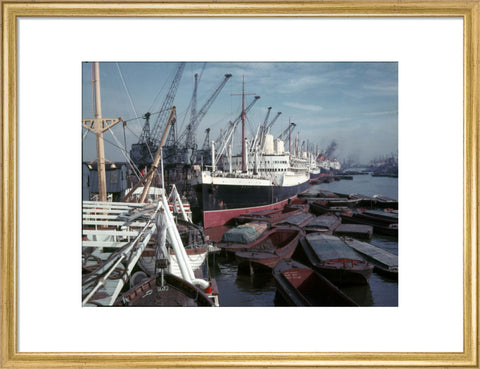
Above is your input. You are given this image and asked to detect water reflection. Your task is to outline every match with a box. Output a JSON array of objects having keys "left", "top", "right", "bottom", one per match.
[
  {"left": 206, "top": 175, "right": 398, "bottom": 307},
  {"left": 339, "top": 283, "right": 374, "bottom": 306}
]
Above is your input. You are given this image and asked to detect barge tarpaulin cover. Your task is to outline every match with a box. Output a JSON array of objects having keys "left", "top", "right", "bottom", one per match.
[
  {"left": 306, "top": 234, "right": 363, "bottom": 261},
  {"left": 221, "top": 222, "right": 268, "bottom": 244}
]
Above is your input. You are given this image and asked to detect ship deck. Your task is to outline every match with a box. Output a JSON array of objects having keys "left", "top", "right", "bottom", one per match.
[{"left": 82, "top": 201, "right": 160, "bottom": 306}]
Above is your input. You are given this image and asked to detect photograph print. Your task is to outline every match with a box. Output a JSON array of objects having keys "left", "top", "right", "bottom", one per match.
[{"left": 82, "top": 62, "right": 398, "bottom": 307}]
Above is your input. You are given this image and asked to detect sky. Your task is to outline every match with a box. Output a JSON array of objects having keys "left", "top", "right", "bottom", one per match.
[{"left": 82, "top": 62, "right": 397, "bottom": 165}]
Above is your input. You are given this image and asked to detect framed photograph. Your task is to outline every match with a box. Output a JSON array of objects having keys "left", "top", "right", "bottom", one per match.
[{"left": 2, "top": 1, "right": 478, "bottom": 367}]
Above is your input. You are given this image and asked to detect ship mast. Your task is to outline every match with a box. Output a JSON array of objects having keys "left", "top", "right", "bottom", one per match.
[
  {"left": 231, "top": 75, "right": 255, "bottom": 172},
  {"left": 289, "top": 118, "right": 292, "bottom": 157},
  {"left": 93, "top": 63, "right": 107, "bottom": 202},
  {"left": 82, "top": 62, "right": 123, "bottom": 202},
  {"left": 241, "top": 76, "right": 246, "bottom": 172}
]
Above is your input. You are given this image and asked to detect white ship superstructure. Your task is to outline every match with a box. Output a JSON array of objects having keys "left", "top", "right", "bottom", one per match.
[{"left": 194, "top": 131, "right": 310, "bottom": 228}]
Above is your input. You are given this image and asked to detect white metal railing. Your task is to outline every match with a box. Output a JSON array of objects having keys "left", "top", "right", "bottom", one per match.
[
  {"left": 82, "top": 201, "right": 161, "bottom": 306},
  {"left": 82, "top": 191, "right": 209, "bottom": 306}
]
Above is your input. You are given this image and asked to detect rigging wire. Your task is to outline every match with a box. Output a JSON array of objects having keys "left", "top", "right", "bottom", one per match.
[
  {"left": 245, "top": 116, "right": 256, "bottom": 139},
  {"left": 197, "top": 62, "right": 207, "bottom": 85},
  {"left": 121, "top": 107, "right": 174, "bottom": 127},
  {"left": 116, "top": 63, "right": 138, "bottom": 118},
  {"left": 122, "top": 121, "right": 128, "bottom": 158},
  {"left": 82, "top": 128, "right": 90, "bottom": 141},
  {"left": 107, "top": 128, "right": 142, "bottom": 179},
  {"left": 87, "top": 132, "right": 140, "bottom": 175},
  {"left": 125, "top": 124, "right": 141, "bottom": 140},
  {"left": 175, "top": 98, "right": 193, "bottom": 144},
  {"left": 148, "top": 64, "right": 176, "bottom": 113},
  {"left": 93, "top": 135, "right": 124, "bottom": 153}
]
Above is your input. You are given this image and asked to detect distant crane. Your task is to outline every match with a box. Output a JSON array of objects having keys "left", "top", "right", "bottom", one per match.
[
  {"left": 201, "top": 128, "right": 211, "bottom": 151},
  {"left": 179, "top": 73, "right": 232, "bottom": 163},
  {"left": 130, "top": 62, "right": 186, "bottom": 167},
  {"left": 277, "top": 121, "right": 296, "bottom": 142},
  {"left": 189, "top": 73, "right": 199, "bottom": 141},
  {"left": 162, "top": 118, "right": 178, "bottom": 164},
  {"left": 265, "top": 111, "right": 282, "bottom": 134},
  {"left": 215, "top": 95, "right": 261, "bottom": 165},
  {"left": 263, "top": 107, "right": 272, "bottom": 126},
  {"left": 256, "top": 110, "right": 282, "bottom": 149},
  {"left": 215, "top": 95, "right": 261, "bottom": 146},
  {"left": 196, "top": 128, "right": 212, "bottom": 167}
]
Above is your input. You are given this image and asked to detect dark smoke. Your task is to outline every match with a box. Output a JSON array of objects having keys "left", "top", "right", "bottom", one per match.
[{"left": 324, "top": 141, "right": 337, "bottom": 158}]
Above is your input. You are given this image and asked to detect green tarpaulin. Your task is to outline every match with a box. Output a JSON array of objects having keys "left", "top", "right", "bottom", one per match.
[
  {"left": 306, "top": 234, "right": 363, "bottom": 261},
  {"left": 221, "top": 226, "right": 260, "bottom": 244}
]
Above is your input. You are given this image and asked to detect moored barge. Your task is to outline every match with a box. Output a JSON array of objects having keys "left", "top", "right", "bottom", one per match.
[
  {"left": 273, "top": 259, "right": 358, "bottom": 306},
  {"left": 297, "top": 233, "right": 374, "bottom": 285}
]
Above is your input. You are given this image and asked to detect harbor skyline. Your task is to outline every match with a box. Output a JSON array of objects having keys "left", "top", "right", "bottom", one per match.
[
  {"left": 81, "top": 61, "right": 399, "bottom": 308},
  {"left": 82, "top": 62, "right": 398, "bottom": 165}
]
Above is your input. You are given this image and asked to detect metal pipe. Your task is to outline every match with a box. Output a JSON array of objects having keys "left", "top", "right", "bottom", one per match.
[
  {"left": 161, "top": 194, "right": 209, "bottom": 289},
  {"left": 93, "top": 62, "right": 102, "bottom": 119},
  {"left": 160, "top": 147, "right": 165, "bottom": 191},
  {"left": 172, "top": 186, "right": 189, "bottom": 222},
  {"left": 161, "top": 195, "right": 193, "bottom": 280},
  {"left": 211, "top": 140, "right": 216, "bottom": 172},
  {"left": 228, "top": 144, "right": 232, "bottom": 173},
  {"left": 244, "top": 139, "right": 249, "bottom": 172},
  {"left": 241, "top": 76, "right": 246, "bottom": 172},
  {"left": 93, "top": 62, "right": 107, "bottom": 203}
]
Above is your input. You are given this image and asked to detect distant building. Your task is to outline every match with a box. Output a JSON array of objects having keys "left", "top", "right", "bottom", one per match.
[{"left": 82, "top": 162, "right": 128, "bottom": 201}]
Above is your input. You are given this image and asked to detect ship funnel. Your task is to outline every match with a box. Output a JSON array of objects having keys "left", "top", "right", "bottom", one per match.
[
  {"left": 274, "top": 139, "right": 285, "bottom": 154},
  {"left": 263, "top": 134, "right": 274, "bottom": 154}
]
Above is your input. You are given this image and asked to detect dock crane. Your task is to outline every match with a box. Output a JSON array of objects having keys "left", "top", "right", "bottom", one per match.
[
  {"left": 277, "top": 121, "right": 296, "bottom": 142},
  {"left": 214, "top": 95, "right": 261, "bottom": 166},
  {"left": 178, "top": 73, "right": 232, "bottom": 164},
  {"left": 253, "top": 107, "right": 271, "bottom": 150},
  {"left": 257, "top": 110, "right": 282, "bottom": 150},
  {"left": 201, "top": 128, "right": 211, "bottom": 151},
  {"left": 215, "top": 95, "right": 261, "bottom": 147},
  {"left": 189, "top": 73, "right": 199, "bottom": 142},
  {"left": 263, "top": 107, "right": 272, "bottom": 127},
  {"left": 162, "top": 117, "right": 178, "bottom": 164},
  {"left": 252, "top": 108, "right": 282, "bottom": 151},
  {"left": 265, "top": 111, "right": 282, "bottom": 134},
  {"left": 195, "top": 128, "right": 212, "bottom": 167},
  {"left": 130, "top": 62, "right": 186, "bottom": 167}
]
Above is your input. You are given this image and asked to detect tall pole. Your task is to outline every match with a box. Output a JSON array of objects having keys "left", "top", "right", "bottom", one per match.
[
  {"left": 289, "top": 118, "right": 291, "bottom": 156},
  {"left": 82, "top": 62, "right": 123, "bottom": 203},
  {"left": 139, "top": 107, "right": 176, "bottom": 203},
  {"left": 230, "top": 76, "right": 255, "bottom": 172},
  {"left": 241, "top": 76, "right": 246, "bottom": 172},
  {"left": 93, "top": 62, "right": 107, "bottom": 203}
]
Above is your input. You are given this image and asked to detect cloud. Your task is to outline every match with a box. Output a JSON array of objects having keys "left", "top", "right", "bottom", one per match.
[
  {"left": 281, "top": 75, "right": 326, "bottom": 93},
  {"left": 283, "top": 102, "right": 323, "bottom": 112},
  {"left": 362, "top": 82, "right": 397, "bottom": 95},
  {"left": 83, "top": 62, "right": 398, "bottom": 164},
  {"left": 362, "top": 110, "right": 398, "bottom": 117}
]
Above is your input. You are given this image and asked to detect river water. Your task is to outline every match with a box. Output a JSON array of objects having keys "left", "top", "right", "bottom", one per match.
[{"left": 206, "top": 174, "right": 398, "bottom": 307}]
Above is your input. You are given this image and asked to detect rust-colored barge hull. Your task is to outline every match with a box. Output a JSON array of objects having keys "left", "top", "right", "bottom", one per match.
[
  {"left": 235, "top": 228, "right": 302, "bottom": 274},
  {"left": 298, "top": 234, "right": 373, "bottom": 286},
  {"left": 273, "top": 259, "right": 358, "bottom": 306}
]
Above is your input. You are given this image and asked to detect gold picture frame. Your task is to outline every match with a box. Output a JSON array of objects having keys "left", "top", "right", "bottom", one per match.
[{"left": 2, "top": 1, "right": 478, "bottom": 367}]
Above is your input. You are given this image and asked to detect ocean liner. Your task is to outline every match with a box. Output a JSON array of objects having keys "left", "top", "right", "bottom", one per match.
[{"left": 192, "top": 79, "right": 310, "bottom": 228}]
